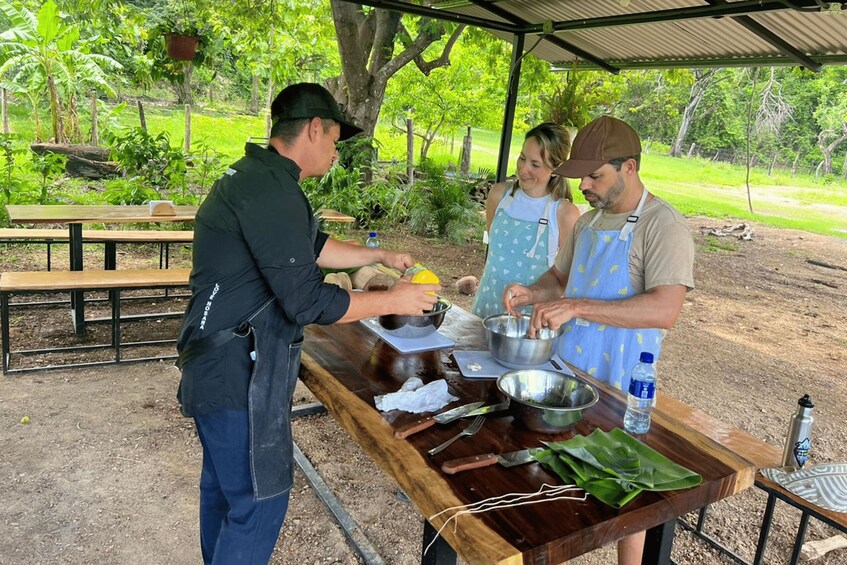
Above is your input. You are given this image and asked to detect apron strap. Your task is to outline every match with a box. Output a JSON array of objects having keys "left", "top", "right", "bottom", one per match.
[
  {"left": 618, "top": 189, "right": 650, "bottom": 241},
  {"left": 525, "top": 199, "right": 553, "bottom": 261}
]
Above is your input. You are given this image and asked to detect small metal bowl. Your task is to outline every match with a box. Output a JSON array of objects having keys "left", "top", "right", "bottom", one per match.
[
  {"left": 378, "top": 297, "right": 452, "bottom": 339},
  {"left": 483, "top": 313, "right": 563, "bottom": 369},
  {"left": 497, "top": 369, "right": 599, "bottom": 433}
]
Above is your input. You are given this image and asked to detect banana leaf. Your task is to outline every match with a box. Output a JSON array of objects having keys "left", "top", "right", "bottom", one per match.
[{"left": 536, "top": 428, "right": 702, "bottom": 508}]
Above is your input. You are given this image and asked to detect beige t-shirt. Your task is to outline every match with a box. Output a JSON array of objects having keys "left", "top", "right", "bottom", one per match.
[{"left": 554, "top": 195, "right": 695, "bottom": 294}]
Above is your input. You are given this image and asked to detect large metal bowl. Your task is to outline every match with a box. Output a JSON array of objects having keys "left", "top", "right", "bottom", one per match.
[
  {"left": 378, "top": 297, "right": 452, "bottom": 339},
  {"left": 483, "top": 313, "right": 563, "bottom": 369},
  {"left": 496, "top": 369, "right": 599, "bottom": 433}
]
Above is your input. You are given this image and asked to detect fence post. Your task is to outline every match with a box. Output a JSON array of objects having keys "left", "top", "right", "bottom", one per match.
[
  {"left": 460, "top": 125, "right": 472, "bottom": 174},
  {"left": 406, "top": 117, "right": 414, "bottom": 187},
  {"left": 137, "top": 100, "right": 147, "bottom": 132},
  {"left": 185, "top": 104, "right": 191, "bottom": 152},
  {"left": 1, "top": 88, "right": 8, "bottom": 134},
  {"left": 90, "top": 92, "right": 99, "bottom": 146},
  {"left": 713, "top": 149, "right": 720, "bottom": 162},
  {"left": 687, "top": 142, "right": 696, "bottom": 159}
]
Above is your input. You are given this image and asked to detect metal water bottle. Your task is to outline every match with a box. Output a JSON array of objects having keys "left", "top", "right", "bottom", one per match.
[{"left": 781, "top": 394, "right": 814, "bottom": 470}]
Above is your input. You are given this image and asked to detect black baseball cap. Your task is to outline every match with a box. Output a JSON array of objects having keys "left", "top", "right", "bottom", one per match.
[{"left": 270, "top": 83, "right": 363, "bottom": 140}]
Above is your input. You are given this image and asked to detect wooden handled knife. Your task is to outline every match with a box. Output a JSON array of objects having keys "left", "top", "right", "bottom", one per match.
[{"left": 441, "top": 449, "right": 536, "bottom": 474}]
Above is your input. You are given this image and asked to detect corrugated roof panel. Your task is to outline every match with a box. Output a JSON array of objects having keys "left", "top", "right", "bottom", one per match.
[{"left": 754, "top": 11, "right": 847, "bottom": 56}]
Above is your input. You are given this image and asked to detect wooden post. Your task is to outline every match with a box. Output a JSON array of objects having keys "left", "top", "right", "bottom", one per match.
[
  {"left": 460, "top": 125, "right": 472, "bottom": 174},
  {"left": 768, "top": 154, "right": 778, "bottom": 176},
  {"left": 137, "top": 100, "right": 147, "bottom": 132},
  {"left": 90, "top": 92, "right": 99, "bottom": 146},
  {"left": 406, "top": 117, "right": 414, "bottom": 187},
  {"left": 713, "top": 149, "right": 721, "bottom": 162},
  {"left": 184, "top": 104, "right": 191, "bottom": 152},
  {"left": 1, "top": 88, "right": 9, "bottom": 134},
  {"left": 687, "top": 142, "right": 696, "bottom": 159}
]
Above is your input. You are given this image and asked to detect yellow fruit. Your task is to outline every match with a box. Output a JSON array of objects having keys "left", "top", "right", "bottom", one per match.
[{"left": 406, "top": 263, "right": 439, "bottom": 294}]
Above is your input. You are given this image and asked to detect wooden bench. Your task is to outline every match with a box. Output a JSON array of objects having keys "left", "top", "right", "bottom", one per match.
[
  {"left": 0, "top": 228, "right": 194, "bottom": 270},
  {"left": 658, "top": 394, "right": 847, "bottom": 565},
  {"left": 1, "top": 268, "right": 190, "bottom": 374}
]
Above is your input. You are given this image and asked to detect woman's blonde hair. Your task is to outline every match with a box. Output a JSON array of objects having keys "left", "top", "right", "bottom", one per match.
[{"left": 520, "top": 122, "right": 572, "bottom": 202}]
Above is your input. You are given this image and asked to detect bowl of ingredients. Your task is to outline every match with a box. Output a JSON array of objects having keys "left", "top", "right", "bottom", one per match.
[
  {"left": 496, "top": 369, "right": 599, "bottom": 433},
  {"left": 378, "top": 297, "right": 452, "bottom": 339},
  {"left": 483, "top": 313, "right": 563, "bottom": 369}
]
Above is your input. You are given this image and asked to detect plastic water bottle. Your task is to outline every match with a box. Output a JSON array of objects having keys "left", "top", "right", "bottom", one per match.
[
  {"left": 623, "top": 352, "right": 656, "bottom": 434},
  {"left": 365, "top": 231, "right": 380, "bottom": 248}
]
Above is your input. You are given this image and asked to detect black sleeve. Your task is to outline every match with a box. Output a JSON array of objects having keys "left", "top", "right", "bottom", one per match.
[{"left": 233, "top": 177, "right": 350, "bottom": 325}]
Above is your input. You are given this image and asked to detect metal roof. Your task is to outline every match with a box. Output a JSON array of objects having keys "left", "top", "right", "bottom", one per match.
[{"left": 340, "top": 0, "right": 847, "bottom": 72}]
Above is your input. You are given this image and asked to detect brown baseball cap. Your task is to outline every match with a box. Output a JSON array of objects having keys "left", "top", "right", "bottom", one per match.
[
  {"left": 553, "top": 116, "right": 641, "bottom": 178},
  {"left": 271, "top": 83, "right": 363, "bottom": 140}
]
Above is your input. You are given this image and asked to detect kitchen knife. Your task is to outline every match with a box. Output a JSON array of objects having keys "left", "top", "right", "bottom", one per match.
[
  {"left": 436, "top": 398, "right": 511, "bottom": 422},
  {"left": 441, "top": 449, "right": 537, "bottom": 474},
  {"left": 393, "top": 401, "right": 484, "bottom": 439}
]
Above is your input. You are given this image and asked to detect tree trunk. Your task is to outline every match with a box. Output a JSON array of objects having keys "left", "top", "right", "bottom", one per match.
[
  {"left": 90, "top": 93, "right": 98, "bottom": 147},
  {"left": 137, "top": 100, "right": 147, "bottom": 132},
  {"left": 250, "top": 73, "right": 260, "bottom": 115},
  {"left": 1, "top": 88, "right": 9, "bottom": 134},
  {"left": 670, "top": 69, "right": 719, "bottom": 157},
  {"left": 47, "top": 75, "right": 65, "bottom": 143},
  {"left": 328, "top": 1, "right": 464, "bottom": 136},
  {"left": 817, "top": 123, "right": 847, "bottom": 176},
  {"left": 406, "top": 118, "right": 414, "bottom": 186},
  {"left": 30, "top": 142, "right": 110, "bottom": 161}
]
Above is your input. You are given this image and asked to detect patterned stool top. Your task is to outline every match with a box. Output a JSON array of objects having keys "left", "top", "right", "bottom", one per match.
[{"left": 761, "top": 463, "right": 847, "bottom": 513}]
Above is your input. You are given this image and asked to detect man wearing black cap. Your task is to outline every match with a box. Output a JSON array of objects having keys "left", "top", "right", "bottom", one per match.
[
  {"left": 505, "top": 116, "right": 694, "bottom": 565},
  {"left": 176, "top": 82, "right": 439, "bottom": 564}
]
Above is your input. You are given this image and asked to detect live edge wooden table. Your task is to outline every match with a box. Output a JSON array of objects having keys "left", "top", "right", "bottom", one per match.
[
  {"left": 299, "top": 305, "right": 758, "bottom": 565},
  {"left": 5, "top": 205, "right": 353, "bottom": 335}
]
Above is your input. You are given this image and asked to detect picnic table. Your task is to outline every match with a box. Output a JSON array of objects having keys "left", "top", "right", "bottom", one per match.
[
  {"left": 299, "top": 305, "right": 758, "bottom": 564},
  {"left": 5, "top": 205, "right": 355, "bottom": 335}
]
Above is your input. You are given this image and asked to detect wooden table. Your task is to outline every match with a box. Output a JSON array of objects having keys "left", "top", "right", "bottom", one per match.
[
  {"left": 5, "top": 205, "right": 354, "bottom": 335},
  {"left": 7, "top": 205, "right": 197, "bottom": 335},
  {"left": 299, "top": 306, "right": 758, "bottom": 564}
]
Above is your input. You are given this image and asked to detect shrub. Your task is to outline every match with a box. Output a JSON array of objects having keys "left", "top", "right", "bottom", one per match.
[{"left": 407, "top": 159, "right": 483, "bottom": 244}]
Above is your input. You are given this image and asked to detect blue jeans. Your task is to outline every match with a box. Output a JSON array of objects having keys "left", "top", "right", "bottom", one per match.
[{"left": 194, "top": 409, "right": 290, "bottom": 564}]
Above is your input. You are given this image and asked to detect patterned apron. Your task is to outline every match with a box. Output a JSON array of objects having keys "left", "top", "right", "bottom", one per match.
[
  {"left": 472, "top": 192, "right": 554, "bottom": 318},
  {"left": 558, "top": 190, "right": 662, "bottom": 391}
]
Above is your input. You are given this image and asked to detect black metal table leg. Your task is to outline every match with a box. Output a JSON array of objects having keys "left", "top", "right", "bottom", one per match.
[
  {"left": 753, "top": 492, "right": 777, "bottom": 565},
  {"left": 643, "top": 520, "right": 676, "bottom": 564},
  {"left": 788, "top": 512, "right": 810, "bottom": 565},
  {"left": 1, "top": 292, "right": 10, "bottom": 374},
  {"left": 421, "top": 520, "right": 457, "bottom": 565},
  {"left": 69, "top": 223, "right": 85, "bottom": 335}
]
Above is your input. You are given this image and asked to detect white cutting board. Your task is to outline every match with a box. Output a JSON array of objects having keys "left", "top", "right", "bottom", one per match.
[
  {"left": 452, "top": 350, "right": 574, "bottom": 380},
  {"left": 360, "top": 318, "right": 455, "bottom": 353}
]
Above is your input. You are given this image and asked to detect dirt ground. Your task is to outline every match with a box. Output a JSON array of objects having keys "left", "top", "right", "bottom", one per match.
[{"left": 1, "top": 216, "right": 846, "bottom": 565}]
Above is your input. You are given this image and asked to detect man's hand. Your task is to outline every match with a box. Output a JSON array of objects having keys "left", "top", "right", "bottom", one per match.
[
  {"left": 529, "top": 299, "right": 578, "bottom": 338},
  {"left": 379, "top": 250, "right": 415, "bottom": 273},
  {"left": 503, "top": 283, "right": 533, "bottom": 316},
  {"left": 387, "top": 279, "right": 440, "bottom": 314}
]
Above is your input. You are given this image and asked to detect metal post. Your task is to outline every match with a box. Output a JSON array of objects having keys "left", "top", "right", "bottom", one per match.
[
  {"left": 753, "top": 493, "right": 777, "bottom": 564},
  {"left": 496, "top": 33, "right": 525, "bottom": 183},
  {"left": 1, "top": 291, "right": 10, "bottom": 374},
  {"left": 112, "top": 289, "right": 120, "bottom": 362},
  {"left": 69, "top": 224, "right": 85, "bottom": 335},
  {"left": 421, "top": 520, "right": 457, "bottom": 565},
  {"left": 643, "top": 520, "right": 675, "bottom": 564},
  {"left": 788, "top": 512, "right": 810, "bottom": 565}
]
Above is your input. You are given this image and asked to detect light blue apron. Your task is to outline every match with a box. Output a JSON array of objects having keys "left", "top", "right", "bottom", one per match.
[
  {"left": 472, "top": 192, "right": 554, "bottom": 319},
  {"left": 557, "top": 190, "right": 662, "bottom": 391}
]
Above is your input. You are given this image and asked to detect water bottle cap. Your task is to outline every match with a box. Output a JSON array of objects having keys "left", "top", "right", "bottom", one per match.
[
  {"left": 798, "top": 394, "right": 814, "bottom": 408},
  {"left": 368, "top": 231, "right": 377, "bottom": 237},
  {"left": 639, "top": 352, "right": 654, "bottom": 363}
]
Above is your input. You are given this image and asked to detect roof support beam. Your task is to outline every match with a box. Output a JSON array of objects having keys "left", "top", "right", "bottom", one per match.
[
  {"left": 467, "top": 1, "right": 619, "bottom": 73},
  {"left": 332, "top": 0, "right": 518, "bottom": 33},
  {"left": 496, "top": 33, "right": 524, "bottom": 184},
  {"left": 705, "top": 0, "right": 822, "bottom": 71}
]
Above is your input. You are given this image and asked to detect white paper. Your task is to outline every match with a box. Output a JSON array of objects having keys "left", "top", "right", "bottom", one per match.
[{"left": 375, "top": 378, "right": 458, "bottom": 414}]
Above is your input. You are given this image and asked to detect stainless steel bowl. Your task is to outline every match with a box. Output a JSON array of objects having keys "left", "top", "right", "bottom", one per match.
[
  {"left": 378, "top": 297, "right": 452, "bottom": 339},
  {"left": 496, "top": 369, "right": 599, "bottom": 433},
  {"left": 483, "top": 313, "right": 563, "bottom": 369}
]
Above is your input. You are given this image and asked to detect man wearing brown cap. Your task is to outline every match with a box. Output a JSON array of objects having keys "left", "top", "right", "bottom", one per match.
[
  {"left": 176, "top": 82, "right": 439, "bottom": 564},
  {"left": 505, "top": 115, "right": 694, "bottom": 564}
]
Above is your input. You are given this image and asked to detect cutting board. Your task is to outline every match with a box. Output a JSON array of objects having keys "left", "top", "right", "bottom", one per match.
[
  {"left": 452, "top": 350, "right": 575, "bottom": 379},
  {"left": 360, "top": 318, "right": 454, "bottom": 354}
]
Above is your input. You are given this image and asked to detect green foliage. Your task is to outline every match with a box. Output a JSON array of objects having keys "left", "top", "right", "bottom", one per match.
[
  {"left": 187, "top": 141, "right": 225, "bottom": 198},
  {"left": 0, "top": 132, "right": 25, "bottom": 204},
  {"left": 407, "top": 159, "right": 483, "bottom": 243},
  {"left": 102, "top": 177, "right": 158, "bottom": 205},
  {"left": 28, "top": 151, "right": 66, "bottom": 204},
  {"left": 105, "top": 127, "right": 187, "bottom": 195}
]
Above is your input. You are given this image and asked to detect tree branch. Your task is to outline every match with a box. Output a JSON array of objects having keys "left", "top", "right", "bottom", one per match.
[{"left": 413, "top": 24, "right": 465, "bottom": 76}]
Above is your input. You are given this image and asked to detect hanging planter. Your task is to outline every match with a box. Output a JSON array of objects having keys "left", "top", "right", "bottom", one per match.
[{"left": 164, "top": 33, "right": 199, "bottom": 61}]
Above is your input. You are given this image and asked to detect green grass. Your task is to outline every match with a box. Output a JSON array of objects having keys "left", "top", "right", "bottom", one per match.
[{"left": 5, "top": 101, "right": 847, "bottom": 239}]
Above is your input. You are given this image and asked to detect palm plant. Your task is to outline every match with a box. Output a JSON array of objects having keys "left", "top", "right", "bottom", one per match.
[
  {"left": 0, "top": 0, "right": 121, "bottom": 143},
  {"left": 408, "top": 159, "right": 483, "bottom": 244}
]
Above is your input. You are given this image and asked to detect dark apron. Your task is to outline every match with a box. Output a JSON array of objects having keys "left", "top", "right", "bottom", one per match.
[{"left": 178, "top": 298, "right": 304, "bottom": 500}]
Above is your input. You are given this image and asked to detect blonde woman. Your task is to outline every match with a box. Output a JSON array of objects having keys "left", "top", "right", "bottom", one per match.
[{"left": 472, "top": 123, "right": 580, "bottom": 318}]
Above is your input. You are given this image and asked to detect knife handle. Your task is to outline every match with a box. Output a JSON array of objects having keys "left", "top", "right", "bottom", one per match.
[
  {"left": 394, "top": 416, "right": 436, "bottom": 439},
  {"left": 441, "top": 453, "right": 498, "bottom": 474}
]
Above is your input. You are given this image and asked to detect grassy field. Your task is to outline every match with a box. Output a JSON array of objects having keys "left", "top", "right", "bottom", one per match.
[{"left": 5, "top": 101, "right": 847, "bottom": 239}]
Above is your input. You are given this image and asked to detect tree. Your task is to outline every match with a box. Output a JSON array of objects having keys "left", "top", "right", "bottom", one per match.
[
  {"left": 0, "top": 0, "right": 120, "bottom": 143},
  {"left": 670, "top": 68, "right": 721, "bottom": 157},
  {"left": 328, "top": 2, "right": 464, "bottom": 136}
]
